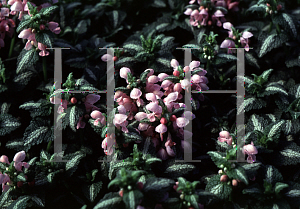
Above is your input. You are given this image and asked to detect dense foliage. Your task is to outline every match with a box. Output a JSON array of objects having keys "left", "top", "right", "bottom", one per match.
[{"left": 0, "top": 0, "right": 300, "bottom": 208}]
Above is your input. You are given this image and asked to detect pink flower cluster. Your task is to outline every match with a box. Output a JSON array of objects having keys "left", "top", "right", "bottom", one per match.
[
  {"left": 50, "top": 93, "right": 101, "bottom": 130},
  {"left": 184, "top": 0, "right": 239, "bottom": 27},
  {"left": 0, "top": 151, "right": 29, "bottom": 192},
  {"left": 220, "top": 22, "right": 253, "bottom": 53},
  {"left": 102, "top": 62, "right": 205, "bottom": 160},
  {"left": 16, "top": 2, "right": 60, "bottom": 56}
]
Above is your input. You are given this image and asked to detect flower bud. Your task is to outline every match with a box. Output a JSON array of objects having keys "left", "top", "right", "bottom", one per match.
[
  {"left": 170, "top": 115, "right": 177, "bottom": 122},
  {"left": 119, "top": 189, "right": 123, "bottom": 197},
  {"left": 218, "top": 170, "right": 223, "bottom": 174},
  {"left": 137, "top": 79, "right": 141, "bottom": 84},
  {"left": 208, "top": 56, "right": 211, "bottom": 60},
  {"left": 269, "top": 10, "right": 273, "bottom": 14},
  {"left": 39, "top": 24, "right": 45, "bottom": 30},
  {"left": 204, "top": 55, "right": 207, "bottom": 59},
  {"left": 220, "top": 175, "right": 228, "bottom": 182},
  {"left": 232, "top": 179, "right": 238, "bottom": 186},
  {"left": 277, "top": 4, "right": 282, "bottom": 11},
  {"left": 173, "top": 71, "right": 180, "bottom": 77},
  {"left": 266, "top": 8, "right": 269, "bottom": 13},
  {"left": 127, "top": 185, "right": 132, "bottom": 190},
  {"left": 127, "top": 85, "right": 131, "bottom": 89},
  {"left": 224, "top": 167, "right": 227, "bottom": 172},
  {"left": 160, "top": 118, "right": 167, "bottom": 125},
  {"left": 208, "top": 20, "right": 212, "bottom": 26},
  {"left": 266, "top": 3, "right": 270, "bottom": 7},
  {"left": 17, "top": 181, "right": 23, "bottom": 188},
  {"left": 180, "top": 194, "right": 185, "bottom": 200},
  {"left": 113, "top": 56, "right": 118, "bottom": 61},
  {"left": 32, "top": 29, "right": 36, "bottom": 33},
  {"left": 220, "top": 164, "right": 224, "bottom": 169},
  {"left": 70, "top": 97, "right": 77, "bottom": 104}
]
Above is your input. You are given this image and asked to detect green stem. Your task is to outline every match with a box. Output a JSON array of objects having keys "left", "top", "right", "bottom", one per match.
[
  {"left": 268, "top": 22, "right": 273, "bottom": 34},
  {"left": 43, "top": 56, "right": 47, "bottom": 83},
  {"left": 275, "top": 24, "right": 281, "bottom": 34},
  {"left": 46, "top": 140, "right": 52, "bottom": 153},
  {"left": 206, "top": 60, "right": 211, "bottom": 71},
  {"left": 8, "top": 29, "right": 16, "bottom": 59}
]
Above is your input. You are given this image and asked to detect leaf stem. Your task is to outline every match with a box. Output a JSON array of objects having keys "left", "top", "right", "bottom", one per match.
[
  {"left": 43, "top": 56, "right": 48, "bottom": 82},
  {"left": 268, "top": 22, "right": 273, "bottom": 34},
  {"left": 46, "top": 140, "right": 52, "bottom": 153},
  {"left": 8, "top": 29, "right": 16, "bottom": 59}
]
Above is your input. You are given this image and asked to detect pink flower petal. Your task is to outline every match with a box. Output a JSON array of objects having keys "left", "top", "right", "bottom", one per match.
[{"left": 176, "top": 117, "right": 189, "bottom": 128}]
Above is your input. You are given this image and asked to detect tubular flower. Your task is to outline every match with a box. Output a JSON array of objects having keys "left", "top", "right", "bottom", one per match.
[{"left": 243, "top": 141, "right": 258, "bottom": 163}]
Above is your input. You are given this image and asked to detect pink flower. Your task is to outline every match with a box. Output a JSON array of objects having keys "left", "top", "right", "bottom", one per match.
[
  {"left": 226, "top": 0, "right": 239, "bottom": 12},
  {"left": 155, "top": 124, "right": 167, "bottom": 141},
  {"left": 218, "top": 131, "right": 233, "bottom": 145},
  {"left": 157, "top": 148, "right": 168, "bottom": 160},
  {"left": 120, "top": 67, "right": 131, "bottom": 83},
  {"left": 0, "top": 151, "right": 30, "bottom": 173},
  {"left": 170, "top": 59, "right": 179, "bottom": 70},
  {"left": 38, "top": 43, "right": 49, "bottom": 56},
  {"left": 243, "top": 141, "right": 258, "bottom": 163},
  {"left": 113, "top": 114, "right": 128, "bottom": 133},
  {"left": 48, "top": 21, "right": 61, "bottom": 34},
  {"left": 240, "top": 31, "right": 253, "bottom": 51},
  {"left": 101, "top": 54, "right": 112, "bottom": 62},
  {"left": 130, "top": 88, "right": 144, "bottom": 107},
  {"left": 84, "top": 94, "right": 100, "bottom": 112},
  {"left": 102, "top": 133, "right": 115, "bottom": 155},
  {"left": 91, "top": 110, "right": 106, "bottom": 126},
  {"left": 76, "top": 116, "right": 86, "bottom": 129}
]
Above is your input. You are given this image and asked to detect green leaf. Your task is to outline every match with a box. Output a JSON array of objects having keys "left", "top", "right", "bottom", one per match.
[
  {"left": 65, "top": 154, "right": 85, "bottom": 173},
  {"left": 69, "top": 106, "right": 80, "bottom": 132},
  {"left": 35, "top": 32, "right": 52, "bottom": 48},
  {"left": 265, "top": 165, "right": 283, "bottom": 184},
  {"left": 23, "top": 126, "right": 48, "bottom": 146},
  {"left": 83, "top": 181, "right": 103, "bottom": 202},
  {"left": 0, "top": 114, "right": 21, "bottom": 136},
  {"left": 40, "top": 5, "right": 58, "bottom": 16},
  {"left": 267, "top": 120, "right": 284, "bottom": 139},
  {"left": 16, "top": 48, "right": 39, "bottom": 74},
  {"left": 207, "top": 151, "right": 228, "bottom": 167},
  {"left": 214, "top": 53, "right": 237, "bottom": 65},
  {"left": 31, "top": 196, "right": 44, "bottom": 207},
  {"left": 162, "top": 75, "right": 180, "bottom": 83},
  {"left": 258, "top": 33, "right": 289, "bottom": 57},
  {"left": 164, "top": 162, "right": 195, "bottom": 178},
  {"left": 123, "top": 43, "right": 144, "bottom": 53},
  {"left": 227, "top": 166, "right": 249, "bottom": 185},
  {"left": 16, "top": 17, "right": 33, "bottom": 33},
  {"left": 0, "top": 188, "right": 13, "bottom": 208},
  {"left": 7, "top": 196, "right": 31, "bottom": 209},
  {"left": 274, "top": 182, "right": 289, "bottom": 194},
  {"left": 238, "top": 97, "right": 267, "bottom": 114},
  {"left": 205, "top": 175, "right": 232, "bottom": 200},
  {"left": 123, "top": 190, "right": 143, "bottom": 209},
  {"left": 143, "top": 177, "right": 175, "bottom": 202},
  {"left": 145, "top": 157, "right": 162, "bottom": 165},
  {"left": 17, "top": 173, "right": 27, "bottom": 182},
  {"left": 74, "top": 20, "right": 88, "bottom": 34},
  {"left": 93, "top": 192, "right": 123, "bottom": 209},
  {"left": 273, "top": 13, "right": 297, "bottom": 38}
]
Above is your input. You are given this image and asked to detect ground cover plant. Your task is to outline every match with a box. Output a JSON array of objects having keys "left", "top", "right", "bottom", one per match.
[{"left": 0, "top": 0, "right": 300, "bottom": 208}]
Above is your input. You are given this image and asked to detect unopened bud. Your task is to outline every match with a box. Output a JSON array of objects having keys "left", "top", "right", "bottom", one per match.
[
  {"left": 218, "top": 170, "right": 223, "bottom": 174},
  {"left": 204, "top": 55, "right": 207, "bottom": 59},
  {"left": 180, "top": 194, "right": 184, "bottom": 199},
  {"left": 277, "top": 4, "right": 282, "bottom": 11},
  {"left": 208, "top": 56, "right": 211, "bottom": 60},
  {"left": 266, "top": 3, "right": 270, "bottom": 7},
  {"left": 269, "top": 10, "right": 273, "bottom": 14},
  {"left": 127, "top": 185, "right": 132, "bottom": 190},
  {"left": 137, "top": 79, "right": 141, "bottom": 84},
  {"left": 266, "top": 8, "right": 269, "bottom": 13},
  {"left": 126, "top": 85, "right": 131, "bottom": 89},
  {"left": 32, "top": 29, "right": 36, "bottom": 33}
]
